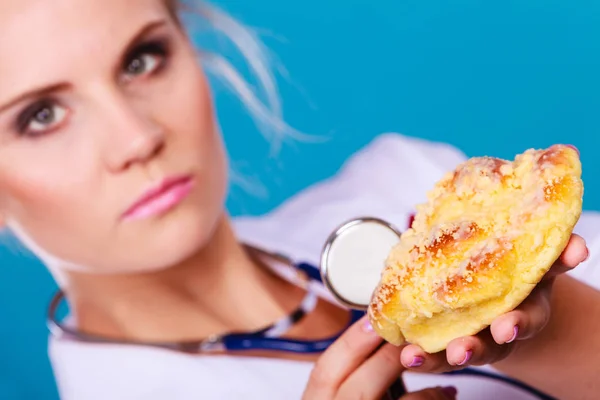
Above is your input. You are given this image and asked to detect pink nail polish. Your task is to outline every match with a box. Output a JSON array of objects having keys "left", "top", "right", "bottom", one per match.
[
  {"left": 362, "top": 319, "right": 374, "bottom": 333},
  {"left": 408, "top": 356, "right": 425, "bottom": 368},
  {"left": 506, "top": 325, "right": 519, "bottom": 343},
  {"left": 458, "top": 350, "right": 473, "bottom": 366},
  {"left": 441, "top": 386, "right": 458, "bottom": 399}
]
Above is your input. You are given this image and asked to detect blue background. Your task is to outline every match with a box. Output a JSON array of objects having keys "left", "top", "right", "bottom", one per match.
[{"left": 1, "top": 1, "right": 599, "bottom": 399}]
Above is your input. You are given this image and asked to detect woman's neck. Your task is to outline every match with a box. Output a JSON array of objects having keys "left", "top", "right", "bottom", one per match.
[{"left": 62, "top": 215, "right": 307, "bottom": 343}]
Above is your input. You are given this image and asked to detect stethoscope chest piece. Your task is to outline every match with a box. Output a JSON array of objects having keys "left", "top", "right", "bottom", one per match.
[{"left": 320, "top": 217, "right": 403, "bottom": 310}]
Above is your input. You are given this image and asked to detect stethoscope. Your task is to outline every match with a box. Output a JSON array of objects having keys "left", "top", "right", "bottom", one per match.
[{"left": 46, "top": 216, "right": 556, "bottom": 400}]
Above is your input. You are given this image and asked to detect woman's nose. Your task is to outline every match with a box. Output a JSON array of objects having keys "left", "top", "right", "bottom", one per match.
[{"left": 102, "top": 102, "right": 166, "bottom": 172}]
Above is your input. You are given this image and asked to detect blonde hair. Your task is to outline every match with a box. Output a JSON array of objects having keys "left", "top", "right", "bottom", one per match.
[
  {"left": 174, "top": 1, "right": 319, "bottom": 154},
  {"left": 174, "top": 1, "right": 323, "bottom": 196}
]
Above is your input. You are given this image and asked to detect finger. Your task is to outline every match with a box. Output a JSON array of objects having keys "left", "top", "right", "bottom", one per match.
[
  {"left": 302, "top": 315, "right": 383, "bottom": 399},
  {"left": 401, "top": 328, "right": 516, "bottom": 373},
  {"left": 400, "top": 386, "right": 458, "bottom": 400},
  {"left": 400, "top": 344, "right": 454, "bottom": 373},
  {"left": 339, "top": 342, "right": 406, "bottom": 400},
  {"left": 445, "top": 328, "right": 514, "bottom": 367},
  {"left": 545, "top": 234, "right": 588, "bottom": 279},
  {"left": 490, "top": 282, "right": 552, "bottom": 344}
]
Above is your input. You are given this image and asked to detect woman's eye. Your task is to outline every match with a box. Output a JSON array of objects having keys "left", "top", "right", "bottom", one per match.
[
  {"left": 123, "top": 40, "right": 169, "bottom": 80},
  {"left": 17, "top": 101, "right": 68, "bottom": 136},
  {"left": 125, "top": 53, "right": 161, "bottom": 77}
]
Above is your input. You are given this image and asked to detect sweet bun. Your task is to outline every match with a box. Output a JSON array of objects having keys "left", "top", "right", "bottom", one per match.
[{"left": 368, "top": 144, "right": 583, "bottom": 353}]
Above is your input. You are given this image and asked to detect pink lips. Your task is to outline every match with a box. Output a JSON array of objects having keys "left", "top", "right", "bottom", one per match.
[{"left": 122, "top": 175, "right": 194, "bottom": 221}]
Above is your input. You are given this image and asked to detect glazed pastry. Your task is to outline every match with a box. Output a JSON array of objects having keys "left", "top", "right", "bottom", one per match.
[{"left": 368, "top": 145, "right": 583, "bottom": 353}]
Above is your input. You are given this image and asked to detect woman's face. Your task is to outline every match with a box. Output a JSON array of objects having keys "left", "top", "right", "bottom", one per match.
[{"left": 0, "top": 0, "right": 229, "bottom": 273}]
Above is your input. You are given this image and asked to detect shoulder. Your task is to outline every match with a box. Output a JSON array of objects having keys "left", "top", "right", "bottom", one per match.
[{"left": 233, "top": 133, "right": 469, "bottom": 263}]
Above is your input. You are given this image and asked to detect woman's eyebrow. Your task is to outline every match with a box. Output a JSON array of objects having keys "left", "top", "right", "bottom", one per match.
[
  {"left": 116, "top": 19, "right": 168, "bottom": 64},
  {"left": 0, "top": 83, "right": 69, "bottom": 113}
]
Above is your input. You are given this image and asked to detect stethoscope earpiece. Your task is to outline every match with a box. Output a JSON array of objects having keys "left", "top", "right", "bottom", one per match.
[{"left": 319, "top": 217, "right": 403, "bottom": 310}]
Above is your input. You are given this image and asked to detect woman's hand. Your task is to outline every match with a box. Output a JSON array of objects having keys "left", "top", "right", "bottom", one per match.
[
  {"left": 302, "top": 315, "right": 457, "bottom": 400},
  {"left": 399, "top": 233, "right": 590, "bottom": 373}
]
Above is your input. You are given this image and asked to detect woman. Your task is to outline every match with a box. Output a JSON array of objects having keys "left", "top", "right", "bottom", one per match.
[{"left": 0, "top": 1, "right": 597, "bottom": 399}]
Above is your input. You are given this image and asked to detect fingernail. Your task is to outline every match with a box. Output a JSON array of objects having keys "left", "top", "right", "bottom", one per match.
[
  {"left": 362, "top": 318, "right": 375, "bottom": 333},
  {"left": 566, "top": 144, "right": 579, "bottom": 155},
  {"left": 584, "top": 247, "right": 590, "bottom": 262},
  {"left": 506, "top": 325, "right": 519, "bottom": 343},
  {"left": 457, "top": 350, "right": 473, "bottom": 366},
  {"left": 440, "top": 386, "right": 458, "bottom": 399},
  {"left": 408, "top": 356, "right": 425, "bottom": 368}
]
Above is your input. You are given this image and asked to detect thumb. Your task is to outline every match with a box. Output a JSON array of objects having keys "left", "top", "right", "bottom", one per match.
[{"left": 399, "top": 386, "right": 457, "bottom": 400}]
